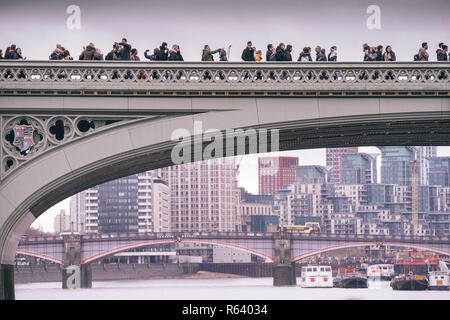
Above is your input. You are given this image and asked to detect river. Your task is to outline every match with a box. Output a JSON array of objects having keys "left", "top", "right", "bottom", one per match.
[{"left": 15, "top": 277, "right": 450, "bottom": 300}]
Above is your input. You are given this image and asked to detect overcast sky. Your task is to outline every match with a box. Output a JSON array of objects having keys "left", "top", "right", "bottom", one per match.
[
  {"left": 1, "top": 0, "right": 449, "bottom": 231},
  {"left": 1, "top": 0, "right": 449, "bottom": 61}
]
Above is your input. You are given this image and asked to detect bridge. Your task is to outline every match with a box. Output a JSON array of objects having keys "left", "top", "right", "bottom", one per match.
[
  {"left": 0, "top": 61, "right": 449, "bottom": 299},
  {"left": 15, "top": 231, "right": 450, "bottom": 289}
]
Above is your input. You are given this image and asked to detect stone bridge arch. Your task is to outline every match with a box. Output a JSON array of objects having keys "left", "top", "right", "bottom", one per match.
[{"left": 0, "top": 61, "right": 449, "bottom": 299}]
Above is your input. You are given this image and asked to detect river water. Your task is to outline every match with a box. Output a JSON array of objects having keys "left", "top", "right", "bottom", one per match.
[{"left": 15, "top": 278, "right": 450, "bottom": 300}]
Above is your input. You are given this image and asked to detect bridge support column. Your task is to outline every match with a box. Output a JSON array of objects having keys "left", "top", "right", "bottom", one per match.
[
  {"left": 62, "top": 233, "right": 85, "bottom": 289},
  {"left": 272, "top": 231, "right": 296, "bottom": 286},
  {"left": 0, "top": 264, "right": 15, "bottom": 300},
  {"left": 181, "top": 263, "right": 200, "bottom": 275},
  {"left": 81, "top": 264, "right": 92, "bottom": 288}
]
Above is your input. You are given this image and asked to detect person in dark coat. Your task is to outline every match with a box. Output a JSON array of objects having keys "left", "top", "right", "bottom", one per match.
[
  {"left": 316, "top": 48, "right": 327, "bottom": 61},
  {"left": 7, "top": 45, "right": 20, "bottom": 59},
  {"left": 144, "top": 48, "right": 159, "bottom": 61},
  {"left": 436, "top": 43, "right": 444, "bottom": 61},
  {"left": 298, "top": 47, "right": 312, "bottom": 62},
  {"left": 314, "top": 46, "right": 322, "bottom": 61},
  {"left": 118, "top": 38, "right": 131, "bottom": 60},
  {"left": 49, "top": 45, "right": 64, "bottom": 60},
  {"left": 79, "top": 43, "right": 96, "bottom": 60},
  {"left": 376, "top": 45, "right": 384, "bottom": 61},
  {"left": 437, "top": 45, "right": 448, "bottom": 79},
  {"left": 4, "top": 47, "right": 11, "bottom": 59},
  {"left": 241, "top": 41, "right": 255, "bottom": 61},
  {"left": 275, "top": 43, "right": 286, "bottom": 61},
  {"left": 266, "top": 44, "right": 273, "bottom": 61},
  {"left": 0, "top": 49, "right": 3, "bottom": 59},
  {"left": 383, "top": 46, "right": 396, "bottom": 61},
  {"left": 219, "top": 49, "right": 228, "bottom": 61},
  {"left": 168, "top": 45, "right": 184, "bottom": 61},
  {"left": 437, "top": 44, "right": 448, "bottom": 61},
  {"left": 156, "top": 42, "right": 169, "bottom": 61},
  {"left": 285, "top": 45, "right": 293, "bottom": 61},
  {"left": 105, "top": 43, "right": 121, "bottom": 60}
]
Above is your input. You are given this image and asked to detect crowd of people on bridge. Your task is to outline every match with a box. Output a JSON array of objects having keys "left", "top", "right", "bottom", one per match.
[{"left": 0, "top": 40, "right": 449, "bottom": 62}]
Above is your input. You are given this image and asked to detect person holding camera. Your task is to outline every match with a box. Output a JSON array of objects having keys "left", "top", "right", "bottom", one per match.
[
  {"left": 106, "top": 43, "right": 121, "bottom": 60},
  {"left": 241, "top": 41, "right": 255, "bottom": 61},
  {"left": 201, "top": 45, "right": 223, "bottom": 61},
  {"left": 156, "top": 42, "right": 169, "bottom": 61},
  {"left": 144, "top": 48, "right": 159, "bottom": 61},
  {"left": 169, "top": 45, "right": 184, "bottom": 61},
  {"left": 118, "top": 38, "right": 132, "bottom": 60}
]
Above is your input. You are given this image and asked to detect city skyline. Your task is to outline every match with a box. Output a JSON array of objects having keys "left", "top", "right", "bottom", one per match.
[{"left": 32, "top": 146, "right": 450, "bottom": 232}]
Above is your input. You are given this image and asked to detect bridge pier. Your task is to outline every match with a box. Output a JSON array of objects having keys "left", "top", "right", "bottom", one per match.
[
  {"left": 272, "top": 231, "right": 296, "bottom": 286},
  {"left": 0, "top": 264, "right": 15, "bottom": 300},
  {"left": 62, "top": 233, "right": 91, "bottom": 289},
  {"left": 81, "top": 264, "right": 92, "bottom": 288}
]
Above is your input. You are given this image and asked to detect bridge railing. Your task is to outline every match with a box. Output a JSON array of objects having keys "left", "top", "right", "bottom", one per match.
[
  {"left": 18, "top": 232, "right": 450, "bottom": 245},
  {"left": 1, "top": 61, "right": 449, "bottom": 92}
]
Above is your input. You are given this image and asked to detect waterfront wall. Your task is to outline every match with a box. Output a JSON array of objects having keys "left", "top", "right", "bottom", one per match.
[
  {"left": 14, "top": 264, "right": 188, "bottom": 283},
  {"left": 199, "top": 263, "right": 303, "bottom": 277}
]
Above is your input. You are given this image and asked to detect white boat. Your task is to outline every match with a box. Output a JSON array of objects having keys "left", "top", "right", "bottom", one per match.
[
  {"left": 428, "top": 261, "right": 450, "bottom": 291},
  {"left": 300, "top": 265, "right": 333, "bottom": 288},
  {"left": 367, "top": 264, "right": 394, "bottom": 281}
]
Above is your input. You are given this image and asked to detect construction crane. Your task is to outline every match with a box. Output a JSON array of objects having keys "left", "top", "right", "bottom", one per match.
[{"left": 411, "top": 159, "right": 419, "bottom": 236}]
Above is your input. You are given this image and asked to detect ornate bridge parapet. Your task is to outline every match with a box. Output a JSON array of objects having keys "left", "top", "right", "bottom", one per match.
[{"left": 1, "top": 61, "right": 449, "bottom": 96}]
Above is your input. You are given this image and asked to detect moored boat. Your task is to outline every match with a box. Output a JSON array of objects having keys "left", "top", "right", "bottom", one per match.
[
  {"left": 367, "top": 264, "right": 394, "bottom": 281},
  {"left": 300, "top": 265, "right": 333, "bottom": 288},
  {"left": 333, "top": 267, "right": 368, "bottom": 288},
  {"left": 390, "top": 250, "right": 438, "bottom": 291},
  {"left": 428, "top": 261, "right": 449, "bottom": 291},
  {"left": 390, "top": 274, "right": 428, "bottom": 290}
]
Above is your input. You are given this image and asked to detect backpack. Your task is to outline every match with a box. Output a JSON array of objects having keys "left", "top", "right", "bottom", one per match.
[{"left": 413, "top": 54, "right": 419, "bottom": 61}]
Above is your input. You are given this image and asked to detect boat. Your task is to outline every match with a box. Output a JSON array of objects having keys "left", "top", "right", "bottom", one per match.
[
  {"left": 300, "top": 265, "right": 333, "bottom": 288},
  {"left": 367, "top": 264, "right": 394, "bottom": 281},
  {"left": 428, "top": 261, "right": 449, "bottom": 291},
  {"left": 390, "top": 250, "right": 438, "bottom": 291},
  {"left": 390, "top": 273, "right": 428, "bottom": 290},
  {"left": 333, "top": 267, "right": 368, "bottom": 288}
]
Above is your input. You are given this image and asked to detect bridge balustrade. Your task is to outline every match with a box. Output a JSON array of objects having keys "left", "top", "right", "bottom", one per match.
[{"left": 1, "top": 61, "right": 448, "bottom": 94}]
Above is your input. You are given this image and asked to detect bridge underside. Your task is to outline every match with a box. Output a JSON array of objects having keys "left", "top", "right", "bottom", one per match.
[{"left": 0, "top": 95, "right": 449, "bottom": 265}]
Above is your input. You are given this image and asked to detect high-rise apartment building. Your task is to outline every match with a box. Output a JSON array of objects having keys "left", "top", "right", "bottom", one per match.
[
  {"left": 53, "top": 209, "right": 71, "bottom": 234},
  {"left": 295, "top": 165, "right": 328, "bottom": 184},
  {"left": 415, "top": 146, "right": 437, "bottom": 185},
  {"left": 379, "top": 146, "right": 416, "bottom": 186},
  {"left": 72, "top": 173, "right": 170, "bottom": 234},
  {"left": 340, "top": 152, "right": 377, "bottom": 185},
  {"left": 326, "top": 147, "right": 358, "bottom": 184},
  {"left": 258, "top": 156, "right": 298, "bottom": 195},
  {"left": 97, "top": 175, "right": 139, "bottom": 234},
  {"left": 158, "top": 158, "right": 238, "bottom": 232},
  {"left": 428, "top": 157, "right": 450, "bottom": 187}
]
